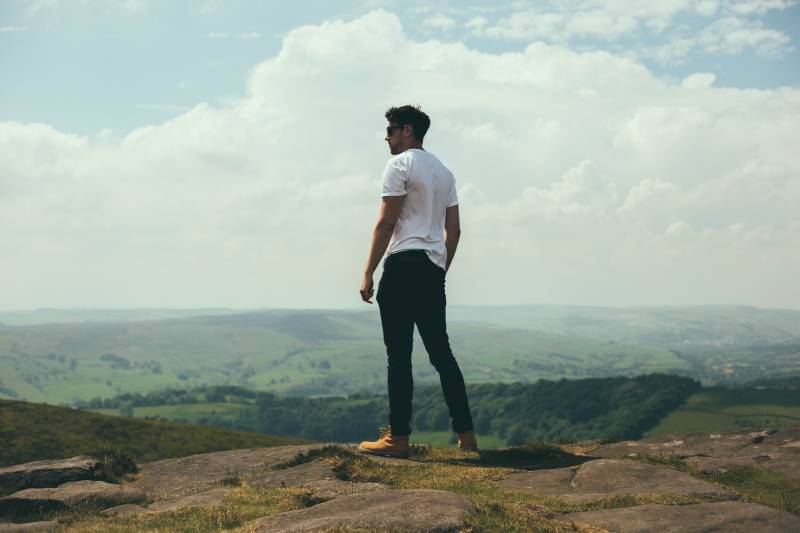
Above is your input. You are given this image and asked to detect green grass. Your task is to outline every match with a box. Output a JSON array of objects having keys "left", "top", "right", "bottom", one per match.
[
  {"left": 636, "top": 454, "right": 800, "bottom": 516},
  {"left": 647, "top": 387, "right": 800, "bottom": 436},
  {"left": 0, "top": 399, "right": 310, "bottom": 468}
]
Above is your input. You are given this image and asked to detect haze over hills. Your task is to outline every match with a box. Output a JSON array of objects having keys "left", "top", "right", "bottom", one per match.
[{"left": 1, "top": 305, "right": 798, "bottom": 405}]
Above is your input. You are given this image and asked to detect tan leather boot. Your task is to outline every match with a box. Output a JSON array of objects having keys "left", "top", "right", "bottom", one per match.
[
  {"left": 457, "top": 430, "right": 479, "bottom": 452},
  {"left": 358, "top": 426, "right": 410, "bottom": 458}
]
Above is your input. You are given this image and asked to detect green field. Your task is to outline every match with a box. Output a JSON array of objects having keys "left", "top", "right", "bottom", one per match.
[
  {"left": 647, "top": 387, "right": 800, "bottom": 436},
  {"left": 0, "top": 310, "right": 692, "bottom": 406},
  {"left": 410, "top": 430, "right": 507, "bottom": 449},
  {"left": 93, "top": 402, "right": 251, "bottom": 423}
]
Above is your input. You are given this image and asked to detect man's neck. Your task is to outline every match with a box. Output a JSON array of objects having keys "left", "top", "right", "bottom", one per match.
[{"left": 402, "top": 143, "right": 424, "bottom": 152}]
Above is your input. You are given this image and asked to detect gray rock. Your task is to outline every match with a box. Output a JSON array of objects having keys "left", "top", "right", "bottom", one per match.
[
  {"left": 499, "top": 458, "right": 735, "bottom": 501},
  {"left": 0, "top": 480, "right": 146, "bottom": 519},
  {"left": 0, "top": 457, "right": 101, "bottom": 493},
  {"left": 249, "top": 489, "right": 475, "bottom": 532},
  {"left": 563, "top": 501, "right": 800, "bottom": 532},
  {"left": 0, "top": 522, "right": 57, "bottom": 532},
  {"left": 249, "top": 459, "right": 388, "bottom": 499},
  {"left": 589, "top": 427, "right": 800, "bottom": 479},
  {"left": 100, "top": 503, "right": 148, "bottom": 517},
  {"left": 129, "top": 443, "right": 329, "bottom": 500},
  {"left": 146, "top": 487, "right": 232, "bottom": 513}
]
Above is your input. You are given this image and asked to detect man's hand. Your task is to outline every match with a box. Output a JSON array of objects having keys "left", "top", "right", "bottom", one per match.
[
  {"left": 360, "top": 196, "right": 403, "bottom": 304},
  {"left": 360, "top": 273, "right": 375, "bottom": 303}
]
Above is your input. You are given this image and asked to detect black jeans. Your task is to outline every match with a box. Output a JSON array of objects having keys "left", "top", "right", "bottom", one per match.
[{"left": 376, "top": 250, "right": 474, "bottom": 437}]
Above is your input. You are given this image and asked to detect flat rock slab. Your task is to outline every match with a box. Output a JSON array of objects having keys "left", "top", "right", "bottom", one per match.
[
  {"left": 0, "top": 480, "right": 146, "bottom": 519},
  {"left": 130, "top": 444, "right": 327, "bottom": 500},
  {"left": 0, "top": 522, "right": 57, "bottom": 532},
  {"left": 146, "top": 486, "right": 232, "bottom": 513},
  {"left": 589, "top": 427, "right": 800, "bottom": 479},
  {"left": 499, "top": 458, "right": 735, "bottom": 502},
  {"left": 563, "top": 501, "right": 800, "bottom": 532},
  {"left": 249, "top": 459, "right": 388, "bottom": 499},
  {"left": 101, "top": 503, "right": 149, "bottom": 517},
  {"left": 248, "top": 489, "right": 476, "bottom": 532},
  {"left": 0, "top": 457, "right": 101, "bottom": 493}
]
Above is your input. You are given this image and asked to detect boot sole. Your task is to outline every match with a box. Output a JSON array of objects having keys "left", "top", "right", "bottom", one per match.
[{"left": 357, "top": 445, "right": 409, "bottom": 459}]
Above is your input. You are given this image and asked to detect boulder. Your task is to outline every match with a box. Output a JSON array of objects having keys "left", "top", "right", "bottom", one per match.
[
  {"left": 499, "top": 458, "right": 735, "bottom": 502},
  {"left": 0, "top": 457, "right": 101, "bottom": 493},
  {"left": 248, "top": 489, "right": 476, "bottom": 532},
  {"left": 0, "top": 480, "right": 146, "bottom": 519},
  {"left": 563, "top": 501, "right": 800, "bottom": 532}
]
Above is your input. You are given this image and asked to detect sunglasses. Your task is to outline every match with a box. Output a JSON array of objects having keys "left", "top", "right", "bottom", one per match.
[{"left": 386, "top": 124, "right": 406, "bottom": 136}]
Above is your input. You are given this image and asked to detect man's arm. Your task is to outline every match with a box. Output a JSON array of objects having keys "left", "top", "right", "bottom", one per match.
[
  {"left": 360, "top": 196, "right": 404, "bottom": 303},
  {"left": 444, "top": 205, "right": 461, "bottom": 273}
]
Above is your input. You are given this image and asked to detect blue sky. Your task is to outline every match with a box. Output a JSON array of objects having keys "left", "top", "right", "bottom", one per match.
[
  {"left": 2, "top": 0, "right": 799, "bottom": 136},
  {"left": 1, "top": 1, "right": 798, "bottom": 310}
]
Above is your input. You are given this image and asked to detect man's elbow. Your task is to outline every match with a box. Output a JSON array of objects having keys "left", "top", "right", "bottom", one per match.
[{"left": 446, "top": 227, "right": 461, "bottom": 239}]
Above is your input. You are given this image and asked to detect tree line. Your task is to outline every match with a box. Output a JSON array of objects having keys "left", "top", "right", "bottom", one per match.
[{"left": 77, "top": 374, "right": 700, "bottom": 444}]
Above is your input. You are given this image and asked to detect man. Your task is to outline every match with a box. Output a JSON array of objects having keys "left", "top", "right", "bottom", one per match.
[{"left": 358, "top": 105, "right": 478, "bottom": 458}]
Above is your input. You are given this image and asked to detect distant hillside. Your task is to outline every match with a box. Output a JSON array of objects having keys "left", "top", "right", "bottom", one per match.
[
  {"left": 0, "top": 399, "right": 310, "bottom": 468},
  {"left": 1, "top": 305, "right": 798, "bottom": 404}
]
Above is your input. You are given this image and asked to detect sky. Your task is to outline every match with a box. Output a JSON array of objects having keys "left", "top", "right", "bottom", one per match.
[{"left": 1, "top": 0, "right": 799, "bottom": 310}]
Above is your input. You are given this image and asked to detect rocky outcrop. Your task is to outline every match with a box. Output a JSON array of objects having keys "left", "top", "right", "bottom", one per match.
[
  {"left": 248, "top": 489, "right": 476, "bottom": 532},
  {"left": 563, "top": 501, "right": 800, "bottom": 532},
  {"left": 128, "top": 443, "right": 326, "bottom": 500},
  {"left": 0, "top": 480, "right": 146, "bottom": 519},
  {"left": 499, "top": 458, "right": 736, "bottom": 501},
  {"left": 590, "top": 427, "right": 800, "bottom": 479},
  {"left": 0, "top": 457, "right": 102, "bottom": 494},
  {"left": 248, "top": 455, "right": 388, "bottom": 499},
  {"left": 0, "top": 429, "right": 798, "bottom": 531}
]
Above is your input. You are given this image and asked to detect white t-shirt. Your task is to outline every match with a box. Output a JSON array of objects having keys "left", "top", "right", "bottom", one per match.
[{"left": 381, "top": 148, "right": 458, "bottom": 270}]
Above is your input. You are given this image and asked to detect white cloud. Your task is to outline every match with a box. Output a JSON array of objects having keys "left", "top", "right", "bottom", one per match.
[
  {"left": 1, "top": 10, "right": 798, "bottom": 309},
  {"left": 467, "top": 1, "right": 794, "bottom": 63},
  {"left": 198, "top": 0, "right": 222, "bottom": 15},
  {"left": 464, "top": 16, "right": 488, "bottom": 31},
  {"left": 423, "top": 14, "right": 456, "bottom": 31},
  {"left": 681, "top": 72, "right": 716, "bottom": 88},
  {"left": 698, "top": 16, "right": 792, "bottom": 56},
  {"left": 725, "top": 0, "right": 797, "bottom": 15},
  {"left": 695, "top": 0, "right": 721, "bottom": 16},
  {"left": 0, "top": 26, "right": 29, "bottom": 32}
]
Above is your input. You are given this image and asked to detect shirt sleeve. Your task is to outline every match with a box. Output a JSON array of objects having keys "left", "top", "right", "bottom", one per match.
[
  {"left": 381, "top": 155, "right": 408, "bottom": 197},
  {"left": 447, "top": 177, "right": 459, "bottom": 207}
]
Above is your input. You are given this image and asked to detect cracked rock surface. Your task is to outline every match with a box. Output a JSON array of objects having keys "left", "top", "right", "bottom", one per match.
[
  {"left": 248, "top": 488, "right": 476, "bottom": 532},
  {"left": 499, "top": 458, "right": 736, "bottom": 501},
  {"left": 589, "top": 427, "right": 800, "bottom": 479},
  {"left": 563, "top": 501, "right": 800, "bottom": 532}
]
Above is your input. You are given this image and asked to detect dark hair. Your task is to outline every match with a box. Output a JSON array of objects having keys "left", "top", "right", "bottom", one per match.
[{"left": 385, "top": 105, "right": 430, "bottom": 143}]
